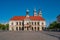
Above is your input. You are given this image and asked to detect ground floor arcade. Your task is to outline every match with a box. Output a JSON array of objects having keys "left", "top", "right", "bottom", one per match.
[{"left": 9, "top": 26, "right": 45, "bottom": 31}]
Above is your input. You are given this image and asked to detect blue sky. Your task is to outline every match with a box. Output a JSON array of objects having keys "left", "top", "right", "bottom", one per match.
[{"left": 0, "top": 0, "right": 60, "bottom": 26}]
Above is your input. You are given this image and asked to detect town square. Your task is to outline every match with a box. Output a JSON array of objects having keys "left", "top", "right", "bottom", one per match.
[
  {"left": 0, "top": 0, "right": 60, "bottom": 40},
  {"left": 0, "top": 31, "right": 59, "bottom": 40}
]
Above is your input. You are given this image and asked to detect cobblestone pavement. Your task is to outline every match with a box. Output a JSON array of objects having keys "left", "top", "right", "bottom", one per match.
[
  {"left": 42, "top": 31, "right": 60, "bottom": 40},
  {"left": 0, "top": 31, "right": 59, "bottom": 40}
]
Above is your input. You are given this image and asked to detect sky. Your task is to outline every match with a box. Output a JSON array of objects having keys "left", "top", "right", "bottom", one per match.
[{"left": 0, "top": 0, "right": 60, "bottom": 26}]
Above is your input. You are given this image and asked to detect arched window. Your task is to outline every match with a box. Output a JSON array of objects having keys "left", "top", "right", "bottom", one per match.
[
  {"left": 35, "top": 22, "right": 36, "bottom": 25},
  {"left": 42, "top": 22, "right": 44, "bottom": 25},
  {"left": 38, "top": 22, "right": 39, "bottom": 25},
  {"left": 32, "top": 22, "right": 33, "bottom": 25},
  {"left": 19, "top": 22, "right": 21, "bottom": 25},
  {"left": 35, "top": 27, "right": 36, "bottom": 31},
  {"left": 27, "top": 23, "right": 29, "bottom": 25},
  {"left": 38, "top": 27, "right": 39, "bottom": 31},
  {"left": 11, "top": 22, "right": 13, "bottom": 25},
  {"left": 16, "top": 22, "right": 18, "bottom": 25}
]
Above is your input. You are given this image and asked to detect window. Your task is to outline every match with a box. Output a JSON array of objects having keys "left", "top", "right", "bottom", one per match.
[
  {"left": 35, "top": 27, "right": 36, "bottom": 30},
  {"left": 16, "top": 27, "right": 18, "bottom": 31},
  {"left": 27, "top": 23, "right": 29, "bottom": 25},
  {"left": 16, "top": 22, "right": 18, "bottom": 25},
  {"left": 32, "top": 22, "right": 33, "bottom": 25},
  {"left": 19, "top": 22, "right": 21, "bottom": 25},
  {"left": 42, "top": 22, "right": 44, "bottom": 25},
  {"left": 38, "top": 22, "right": 39, "bottom": 25},
  {"left": 38, "top": 27, "right": 39, "bottom": 31},
  {"left": 32, "top": 27, "right": 33, "bottom": 30},
  {"left": 35, "top": 22, "right": 36, "bottom": 25},
  {"left": 22, "top": 22, "right": 23, "bottom": 25},
  {"left": 19, "top": 27, "right": 21, "bottom": 30},
  {"left": 11, "top": 22, "right": 13, "bottom": 25}
]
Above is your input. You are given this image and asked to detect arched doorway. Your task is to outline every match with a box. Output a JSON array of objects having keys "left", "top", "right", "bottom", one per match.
[
  {"left": 35, "top": 27, "right": 36, "bottom": 31},
  {"left": 12, "top": 27, "right": 14, "bottom": 31},
  {"left": 27, "top": 27, "right": 29, "bottom": 30},
  {"left": 22, "top": 27, "right": 24, "bottom": 30},
  {"left": 32, "top": 27, "right": 33, "bottom": 30},
  {"left": 16, "top": 27, "right": 18, "bottom": 31},
  {"left": 42, "top": 27, "right": 45, "bottom": 30},
  {"left": 19, "top": 27, "right": 21, "bottom": 30},
  {"left": 38, "top": 27, "right": 39, "bottom": 31}
]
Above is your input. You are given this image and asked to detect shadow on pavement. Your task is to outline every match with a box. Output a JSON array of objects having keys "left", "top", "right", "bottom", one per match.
[
  {"left": 42, "top": 31, "right": 60, "bottom": 40},
  {"left": 46, "top": 33, "right": 60, "bottom": 40}
]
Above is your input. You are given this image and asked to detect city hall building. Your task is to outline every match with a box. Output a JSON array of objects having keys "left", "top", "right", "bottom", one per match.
[{"left": 9, "top": 9, "right": 46, "bottom": 31}]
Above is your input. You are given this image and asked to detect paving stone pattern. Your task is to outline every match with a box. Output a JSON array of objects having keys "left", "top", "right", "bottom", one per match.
[{"left": 0, "top": 31, "right": 59, "bottom": 40}]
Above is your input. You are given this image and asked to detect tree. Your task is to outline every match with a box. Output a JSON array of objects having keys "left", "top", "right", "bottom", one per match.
[
  {"left": 0, "top": 24, "right": 9, "bottom": 30},
  {"left": 5, "top": 24, "right": 9, "bottom": 30},
  {"left": 48, "top": 21, "right": 60, "bottom": 31},
  {"left": 0, "top": 24, "right": 5, "bottom": 30}
]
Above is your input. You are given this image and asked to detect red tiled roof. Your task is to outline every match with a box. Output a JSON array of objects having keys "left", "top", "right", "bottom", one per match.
[
  {"left": 30, "top": 16, "right": 45, "bottom": 21},
  {"left": 10, "top": 16, "right": 45, "bottom": 21}
]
